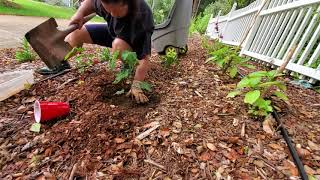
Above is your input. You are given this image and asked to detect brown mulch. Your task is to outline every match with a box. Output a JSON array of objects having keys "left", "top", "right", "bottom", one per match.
[{"left": 0, "top": 36, "right": 319, "bottom": 179}]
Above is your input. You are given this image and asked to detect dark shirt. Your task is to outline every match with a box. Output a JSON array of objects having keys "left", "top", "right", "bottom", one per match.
[{"left": 92, "top": 0, "right": 154, "bottom": 60}]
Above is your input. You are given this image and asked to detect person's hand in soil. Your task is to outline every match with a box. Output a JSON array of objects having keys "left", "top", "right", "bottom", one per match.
[{"left": 126, "top": 80, "right": 149, "bottom": 103}]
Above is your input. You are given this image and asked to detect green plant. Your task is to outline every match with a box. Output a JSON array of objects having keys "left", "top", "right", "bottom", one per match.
[
  {"left": 201, "top": 37, "right": 224, "bottom": 53},
  {"left": 310, "top": 57, "right": 320, "bottom": 69},
  {"left": 161, "top": 48, "right": 178, "bottom": 68},
  {"left": 112, "top": 51, "right": 152, "bottom": 92},
  {"left": 112, "top": 51, "right": 138, "bottom": 84},
  {"left": 100, "top": 48, "right": 112, "bottom": 62},
  {"left": 206, "top": 46, "right": 255, "bottom": 78},
  {"left": 73, "top": 47, "right": 97, "bottom": 74},
  {"left": 227, "top": 70, "right": 288, "bottom": 116},
  {"left": 15, "top": 38, "right": 35, "bottom": 63},
  {"left": 190, "top": 13, "right": 211, "bottom": 34}
]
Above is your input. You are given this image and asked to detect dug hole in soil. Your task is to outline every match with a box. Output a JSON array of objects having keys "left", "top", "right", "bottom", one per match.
[{"left": 0, "top": 36, "right": 320, "bottom": 179}]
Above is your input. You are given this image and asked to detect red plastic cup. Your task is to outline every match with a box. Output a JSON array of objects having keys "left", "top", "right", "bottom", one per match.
[{"left": 34, "top": 100, "right": 70, "bottom": 123}]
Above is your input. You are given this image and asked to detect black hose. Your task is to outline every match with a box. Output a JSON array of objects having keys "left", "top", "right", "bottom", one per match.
[
  {"left": 272, "top": 111, "right": 308, "bottom": 180},
  {"left": 237, "top": 71, "right": 308, "bottom": 179}
]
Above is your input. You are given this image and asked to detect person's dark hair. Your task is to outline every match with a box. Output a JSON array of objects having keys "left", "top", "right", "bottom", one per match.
[{"left": 101, "top": 0, "right": 139, "bottom": 17}]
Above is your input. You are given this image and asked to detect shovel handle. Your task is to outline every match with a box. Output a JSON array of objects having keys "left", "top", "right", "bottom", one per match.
[{"left": 62, "top": 13, "right": 97, "bottom": 34}]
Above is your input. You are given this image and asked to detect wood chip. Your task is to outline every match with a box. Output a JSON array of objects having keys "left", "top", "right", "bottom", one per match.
[
  {"left": 136, "top": 122, "right": 160, "bottom": 140},
  {"left": 144, "top": 159, "right": 166, "bottom": 170},
  {"left": 207, "top": 143, "right": 217, "bottom": 151},
  {"left": 308, "top": 140, "right": 320, "bottom": 151},
  {"left": 194, "top": 90, "right": 203, "bottom": 98},
  {"left": 241, "top": 123, "right": 245, "bottom": 137},
  {"left": 69, "top": 163, "right": 78, "bottom": 180}
]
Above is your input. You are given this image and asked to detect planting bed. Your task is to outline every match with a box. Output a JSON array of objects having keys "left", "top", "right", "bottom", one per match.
[{"left": 0, "top": 36, "right": 319, "bottom": 179}]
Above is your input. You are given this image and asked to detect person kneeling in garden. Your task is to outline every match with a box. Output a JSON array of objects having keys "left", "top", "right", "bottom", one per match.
[{"left": 38, "top": 0, "right": 154, "bottom": 103}]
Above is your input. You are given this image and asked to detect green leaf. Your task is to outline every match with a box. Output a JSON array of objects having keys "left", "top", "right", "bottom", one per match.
[
  {"left": 100, "top": 48, "right": 111, "bottom": 62},
  {"left": 30, "top": 123, "right": 41, "bottom": 133},
  {"left": 237, "top": 76, "right": 261, "bottom": 88},
  {"left": 237, "top": 77, "right": 250, "bottom": 88},
  {"left": 249, "top": 77, "right": 262, "bottom": 87},
  {"left": 267, "top": 70, "right": 277, "bottom": 77},
  {"left": 258, "top": 81, "right": 281, "bottom": 88},
  {"left": 258, "top": 81, "right": 287, "bottom": 90},
  {"left": 122, "top": 51, "right": 138, "bottom": 70},
  {"left": 24, "top": 82, "right": 32, "bottom": 90},
  {"left": 216, "top": 58, "right": 225, "bottom": 68},
  {"left": 241, "top": 63, "right": 256, "bottom": 69},
  {"left": 229, "top": 66, "right": 238, "bottom": 78},
  {"left": 109, "top": 58, "right": 116, "bottom": 71},
  {"left": 254, "top": 98, "right": 273, "bottom": 113},
  {"left": 205, "top": 56, "right": 215, "bottom": 63},
  {"left": 273, "top": 91, "right": 288, "bottom": 101},
  {"left": 244, "top": 90, "right": 261, "bottom": 104},
  {"left": 227, "top": 90, "right": 241, "bottom": 98},
  {"left": 139, "top": 81, "right": 152, "bottom": 92},
  {"left": 113, "top": 70, "right": 129, "bottom": 84},
  {"left": 248, "top": 71, "right": 268, "bottom": 78}
]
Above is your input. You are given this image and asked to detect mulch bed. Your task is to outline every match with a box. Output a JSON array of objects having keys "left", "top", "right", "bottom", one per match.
[{"left": 0, "top": 36, "right": 319, "bottom": 179}]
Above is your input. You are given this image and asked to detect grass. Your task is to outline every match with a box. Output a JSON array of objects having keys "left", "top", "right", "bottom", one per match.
[{"left": 0, "top": 0, "right": 103, "bottom": 21}]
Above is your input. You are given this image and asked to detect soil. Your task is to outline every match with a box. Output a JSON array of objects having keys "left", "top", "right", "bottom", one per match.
[{"left": 0, "top": 36, "right": 319, "bottom": 179}]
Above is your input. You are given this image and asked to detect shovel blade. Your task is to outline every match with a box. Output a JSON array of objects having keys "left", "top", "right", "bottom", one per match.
[{"left": 25, "top": 18, "right": 72, "bottom": 69}]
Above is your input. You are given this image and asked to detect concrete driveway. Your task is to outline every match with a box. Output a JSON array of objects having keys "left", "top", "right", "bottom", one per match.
[{"left": 0, "top": 15, "right": 70, "bottom": 48}]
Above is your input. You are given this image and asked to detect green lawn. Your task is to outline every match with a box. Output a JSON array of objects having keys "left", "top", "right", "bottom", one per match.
[{"left": 0, "top": 0, "right": 103, "bottom": 21}]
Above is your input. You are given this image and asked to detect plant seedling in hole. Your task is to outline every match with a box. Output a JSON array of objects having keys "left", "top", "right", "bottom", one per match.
[
  {"left": 15, "top": 38, "right": 36, "bottom": 63},
  {"left": 227, "top": 70, "right": 288, "bottom": 116},
  {"left": 161, "top": 48, "right": 178, "bottom": 68},
  {"left": 206, "top": 46, "right": 255, "bottom": 78},
  {"left": 100, "top": 49, "right": 152, "bottom": 92}
]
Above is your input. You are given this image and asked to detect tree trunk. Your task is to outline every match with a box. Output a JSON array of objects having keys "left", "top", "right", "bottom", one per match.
[{"left": 192, "top": 0, "right": 201, "bottom": 18}]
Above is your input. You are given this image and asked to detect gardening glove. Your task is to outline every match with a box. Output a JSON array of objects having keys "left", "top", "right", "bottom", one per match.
[{"left": 126, "top": 80, "right": 149, "bottom": 104}]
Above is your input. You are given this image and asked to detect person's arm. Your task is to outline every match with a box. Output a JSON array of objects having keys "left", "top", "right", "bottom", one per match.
[
  {"left": 134, "top": 57, "right": 150, "bottom": 81},
  {"left": 70, "top": 0, "right": 95, "bottom": 28},
  {"left": 76, "top": 0, "right": 95, "bottom": 17}
]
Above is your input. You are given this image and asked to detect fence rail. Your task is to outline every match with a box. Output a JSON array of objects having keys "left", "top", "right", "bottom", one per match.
[{"left": 206, "top": 0, "right": 320, "bottom": 83}]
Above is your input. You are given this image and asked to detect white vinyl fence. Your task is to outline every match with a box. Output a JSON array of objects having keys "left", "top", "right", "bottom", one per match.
[{"left": 206, "top": 0, "right": 320, "bottom": 83}]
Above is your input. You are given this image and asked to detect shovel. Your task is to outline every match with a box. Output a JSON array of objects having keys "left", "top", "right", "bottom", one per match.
[{"left": 25, "top": 13, "right": 96, "bottom": 69}]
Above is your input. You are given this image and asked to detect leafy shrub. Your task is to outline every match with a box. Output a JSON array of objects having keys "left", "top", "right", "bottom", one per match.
[
  {"left": 206, "top": 45, "right": 255, "bottom": 78},
  {"left": 201, "top": 37, "right": 224, "bottom": 53},
  {"left": 228, "top": 70, "right": 288, "bottom": 116},
  {"left": 190, "top": 13, "right": 211, "bottom": 34},
  {"left": 15, "top": 38, "right": 36, "bottom": 63}
]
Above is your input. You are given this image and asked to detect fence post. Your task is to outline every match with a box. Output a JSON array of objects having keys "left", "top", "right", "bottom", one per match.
[
  {"left": 240, "top": 0, "right": 270, "bottom": 56},
  {"left": 220, "top": 3, "right": 237, "bottom": 41}
]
